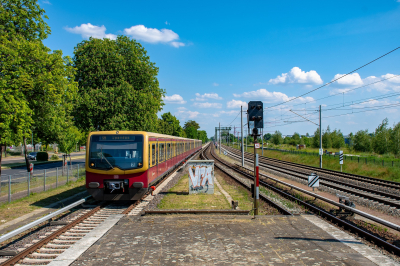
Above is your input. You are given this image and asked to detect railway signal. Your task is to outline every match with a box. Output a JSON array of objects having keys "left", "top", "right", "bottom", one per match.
[{"left": 247, "top": 101, "right": 263, "bottom": 216}]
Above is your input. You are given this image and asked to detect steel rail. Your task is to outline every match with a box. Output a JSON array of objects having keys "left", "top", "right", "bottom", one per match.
[
  {"left": 228, "top": 145, "right": 400, "bottom": 189},
  {"left": 0, "top": 205, "right": 103, "bottom": 266},
  {"left": 0, "top": 196, "right": 90, "bottom": 244},
  {"left": 221, "top": 146, "right": 400, "bottom": 232},
  {"left": 202, "top": 146, "right": 292, "bottom": 216},
  {"left": 144, "top": 210, "right": 250, "bottom": 214},
  {"left": 223, "top": 146, "right": 400, "bottom": 209},
  {"left": 211, "top": 145, "right": 400, "bottom": 254}
]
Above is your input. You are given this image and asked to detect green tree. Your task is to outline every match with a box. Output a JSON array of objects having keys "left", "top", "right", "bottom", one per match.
[
  {"left": 185, "top": 126, "right": 198, "bottom": 139},
  {"left": 157, "top": 112, "right": 183, "bottom": 136},
  {"left": 322, "top": 126, "right": 332, "bottom": 149},
  {"left": 263, "top": 133, "right": 272, "bottom": 141},
  {"left": 73, "top": 36, "right": 164, "bottom": 132},
  {"left": 271, "top": 131, "right": 283, "bottom": 145},
  {"left": 373, "top": 118, "right": 390, "bottom": 154},
  {"left": 312, "top": 128, "right": 320, "bottom": 148},
  {"left": 183, "top": 120, "right": 200, "bottom": 130},
  {"left": 197, "top": 130, "right": 208, "bottom": 143},
  {"left": 0, "top": 1, "right": 77, "bottom": 172},
  {"left": 390, "top": 122, "right": 400, "bottom": 155},
  {"left": 331, "top": 129, "right": 345, "bottom": 149},
  {"left": 353, "top": 130, "right": 372, "bottom": 152},
  {"left": 290, "top": 132, "right": 301, "bottom": 146},
  {"left": 58, "top": 126, "right": 82, "bottom": 167}
]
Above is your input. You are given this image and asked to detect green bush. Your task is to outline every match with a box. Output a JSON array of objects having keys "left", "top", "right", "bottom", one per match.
[
  {"left": 50, "top": 154, "right": 59, "bottom": 160},
  {"left": 37, "top": 152, "right": 49, "bottom": 161}
]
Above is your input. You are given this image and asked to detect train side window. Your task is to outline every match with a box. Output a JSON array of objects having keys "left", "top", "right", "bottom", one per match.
[
  {"left": 152, "top": 144, "right": 156, "bottom": 166},
  {"left": 167, "top": 143, "right": 171, "bottom": 159},
  {"left": 159, "top": 143, "right": 164, "bottom": 162}
]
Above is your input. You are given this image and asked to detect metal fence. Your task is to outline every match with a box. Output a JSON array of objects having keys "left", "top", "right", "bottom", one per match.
[{"left": 0, "top": 163, "right": 85, "bottom": 204}]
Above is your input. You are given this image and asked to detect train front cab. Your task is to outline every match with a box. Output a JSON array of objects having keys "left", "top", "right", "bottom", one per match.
[{"left": 86, "top": 131, "right": 149, "bottom": 201}]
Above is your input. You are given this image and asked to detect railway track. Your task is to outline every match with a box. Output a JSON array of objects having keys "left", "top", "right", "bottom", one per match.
[
  {"left": 222, "top": 145, "right": 400, "bottom": 214},
  {"left": 202, "top": 146, "right": 295, "bottom": 215},
  {"left": 0, "top": 147, "right": 205, "bottom": 266},
  {"left": 206, "top": 144, "right": 400, "bottom": 254}
]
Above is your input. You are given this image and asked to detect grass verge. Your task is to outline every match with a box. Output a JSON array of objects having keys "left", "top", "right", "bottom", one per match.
[
  {"left": 231, "top": 145, "right": 400, "bottom": 182},
  {"left": 0, "top": 178, "right": 87, "bottom": 226},
  {"left": 157, "top": 174, "right": 230, "bottom": 209}
]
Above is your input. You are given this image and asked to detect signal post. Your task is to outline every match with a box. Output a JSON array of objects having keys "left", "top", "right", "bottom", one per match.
[{"left": 247, "top": 101, "right": 263, "bottom": 215}]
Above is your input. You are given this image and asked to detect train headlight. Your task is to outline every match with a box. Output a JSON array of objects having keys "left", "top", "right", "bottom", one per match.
[
  {"left": 90, "top": 162, "right": 95, "bottom": 167},
  {"left": 138, "top": 163, "right": 142, "bottom": 167}
]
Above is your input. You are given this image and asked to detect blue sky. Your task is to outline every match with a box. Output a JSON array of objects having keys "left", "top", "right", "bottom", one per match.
[{"left": 41, "top": 0, "right": 400, "bottom": 138}]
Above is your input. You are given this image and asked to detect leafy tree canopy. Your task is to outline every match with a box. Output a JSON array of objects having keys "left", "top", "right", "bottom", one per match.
[
  {"left": 157, "top": 112, "right": 183, "bottom": 136},
  {"left": 0, "top": 0, "right": 50, "bottom": 41},
  {"left": 185, "top": 126, "right": 198, "bottom": 139},
  {"left": 73, "top": 36, "right": 164, "bottom": 132},
  {"left": 183, "top": 120, "right": 200, "bottom": 130}
]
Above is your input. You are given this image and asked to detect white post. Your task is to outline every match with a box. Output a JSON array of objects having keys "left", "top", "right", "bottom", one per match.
[
  {"left": 8, "top": 175, "right": 11, "bottom": 203},
  {"left": 28, "top": 173, "right": 30, "bottom": 196}
]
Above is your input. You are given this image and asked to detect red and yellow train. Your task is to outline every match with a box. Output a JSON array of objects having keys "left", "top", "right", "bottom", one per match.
[{"left": 86, "top": 131, "right": 202, "bottom": 200}]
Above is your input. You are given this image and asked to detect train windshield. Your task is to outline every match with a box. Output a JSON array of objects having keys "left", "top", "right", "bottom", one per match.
[{"left": 89, "top": 134, "right": 143, "bottom": 170}]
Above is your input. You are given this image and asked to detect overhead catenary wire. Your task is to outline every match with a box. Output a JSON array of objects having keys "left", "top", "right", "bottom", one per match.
[
  {"left": 288, "top": 74, "right": 400, "bottom": 108},
  {"left": 265, "top": 46, "right": 400, "bottom": 110}
]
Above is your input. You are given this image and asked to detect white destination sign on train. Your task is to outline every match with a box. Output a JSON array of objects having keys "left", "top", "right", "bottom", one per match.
[{"left": 187, "top": 160, "right": 214, "bottom": 194}]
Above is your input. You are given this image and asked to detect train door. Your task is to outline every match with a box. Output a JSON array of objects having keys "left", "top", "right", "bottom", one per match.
[{"left": 156, "top": 139, "right": 159, "bottom": 178}]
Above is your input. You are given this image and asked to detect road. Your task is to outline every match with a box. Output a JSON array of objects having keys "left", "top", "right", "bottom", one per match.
[
  {"left": 0, "top": 156, "right": 86, "bottom": 182},
  {"left": 1, "top": 152, "right": 85, "bottom": 164}
]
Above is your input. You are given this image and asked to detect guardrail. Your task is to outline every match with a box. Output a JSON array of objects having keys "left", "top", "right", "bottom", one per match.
[{"left": 0, "top": 197, "right": 89, "bottom": 244}]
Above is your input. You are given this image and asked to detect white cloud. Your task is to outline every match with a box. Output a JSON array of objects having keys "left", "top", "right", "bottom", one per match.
[
  {"left": 213, "top": 82, "right": 219, "bottom": 86},
  {"left": 227, "top": 100, "right": 248, "bottom": 109},
  {"left": 64, "top": 23, "right": 117, "bottom": 40},
  {"left": 165, "top": 21, "right": 170, "bottom": 25},
  {"left": 176, "top": 107, "right": 199, "bottom": 118},
  {"left": 42, "top": 0, "right": 51, "bottom": 4},
  {"left": 124, "top": 25, "right": 184, "bottom": 48},
  {"left": 193, "top": 102, "right": 222, "bottom": 108},
  {"left": 170, "top": 42, "right": 185, "bottom": 48},
  {"left": 195, "top": 93, "right": 222, "bottom": 101},
  {"left": 332, "top": 73, "right": 363, "bottom": 86},
  {"left": 330, "top": 73, "right": 400, "bottom": 94},
  {"left": 233, "top": 88, "right": 314, "bottom": 103},
  {"left": 162, "top": 94, "right": 186, "bottom": 104},
  {"left": 269, "top": 67, "right": 323, "bottom": 85}
]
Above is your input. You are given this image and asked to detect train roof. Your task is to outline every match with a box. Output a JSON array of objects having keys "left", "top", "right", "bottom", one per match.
[{"left": 88, "top": 131, "right": 200, "bottom": 141}]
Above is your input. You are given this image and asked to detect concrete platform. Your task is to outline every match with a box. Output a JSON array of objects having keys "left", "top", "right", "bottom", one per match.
[{"left": 69, "top": 214, "right": 398, "bottom": 266}]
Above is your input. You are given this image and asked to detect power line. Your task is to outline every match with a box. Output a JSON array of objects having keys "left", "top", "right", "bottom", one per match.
[
  {"left": 265, "top": 46, "right": 400, "bottom": 109},
  {"left": 288, "top": 74, "right": 400, "bottom": 108},
  {"left": 224, "top": 111, "right": 241, "bottom": 127}
]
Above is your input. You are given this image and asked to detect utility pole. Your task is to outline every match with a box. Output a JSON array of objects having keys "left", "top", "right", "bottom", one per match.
[
  {"left": 241, "top": 106, "right": 244, "bottom": 167},
  {"left": 261, "top": 128, "right": 264, "bottom": 156},
  {"left": 219, "top": 122, "right": 221, "bottom": 154},
  {"left": 319, "top": 105, "right": 322, "bottom": 169}
]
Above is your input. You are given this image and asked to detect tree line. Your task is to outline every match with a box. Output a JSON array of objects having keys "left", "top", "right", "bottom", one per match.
[
  {"left": 267, "top": 118, "right": 400, "bottom": 155},
  {"left": 0, "top": 0, "right": 207, "bottom": 174}
]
